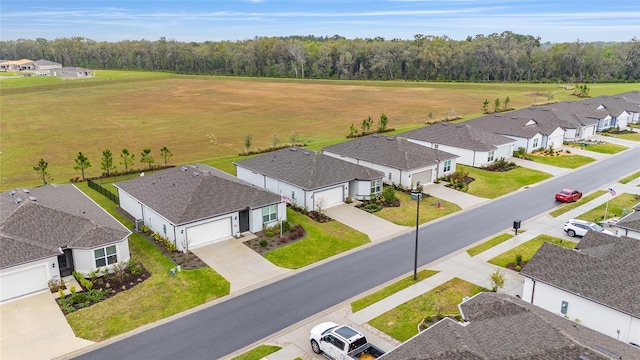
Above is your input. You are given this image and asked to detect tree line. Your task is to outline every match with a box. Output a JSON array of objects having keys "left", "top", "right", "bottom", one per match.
[
  {"left": 33, "top": 147, "right": 172, "bottom": 185},
  {"left": 2, "top": 32, "right": 639, "bottom": 82}
]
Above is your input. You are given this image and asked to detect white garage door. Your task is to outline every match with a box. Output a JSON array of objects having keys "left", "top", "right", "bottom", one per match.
[
  {"left": 186, "top": 217, "right": 232, "bottom": 248},
  {"left": 0, "top": 264, "right": 48, "bottom": 302},
  {"left": 314, "top": 186, "right": 344, "bottom": 209},
  {"left": 411, "top": 169, "right": 433, "bottom": 187}
]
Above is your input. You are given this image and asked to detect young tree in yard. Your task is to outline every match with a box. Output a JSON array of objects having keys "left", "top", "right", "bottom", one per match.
[
  {"left": 120, "top": 148, "right": 135, "bottom": 173},
  {"left": 361, "top": 116, "right": 372, "bottom": 134},
  {"left": 349, "top": 123, "right": 358, "bottom": 137},
  {"left": 140, "top": 148, "right": 154, "bottom": 170},
  {"left": 377, "top": 113, "right": 389, "bottom": 133},
  {"left": 160, "top": 146, "right": 172, "bottom": 166},
  {"left": 34, "top": 158, "right": 49, "bottom": 185},
  {"left": 489, "top": 269, "right": 506, "bottom": 292},
  {"left": 503, "top": 96, "right": 511, "bottom": 111},
  {"left": 244, "top": 134, "right": 252, "bottom": 153},
  {"left": 289, "top": 131, "right": 299, "bottom": 145},
  {"left": 74, "top": 152, "right": 91, "bottom": 179},
  {"left": 481, "top": 99, "right": 490, "bottom": 113},
  {"left": 272, "top": 133, "right": 278, "bottom": 148},
  {"left": 493, "top": 98, "right": 501, "bottom": 113},
  {"left": 100, "top": 149, "right": 115, "bottom": 176}
]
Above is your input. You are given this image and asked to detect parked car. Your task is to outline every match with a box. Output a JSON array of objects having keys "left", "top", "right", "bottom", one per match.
[
  {"left": 563, "top": 219, "right": 613, "bottom": 237},
  {"left": 555, "top": 188, "right": 583, "bottom": 203},
  {"left": 310, "top": 322, "right": 385, "bottom": 360}
]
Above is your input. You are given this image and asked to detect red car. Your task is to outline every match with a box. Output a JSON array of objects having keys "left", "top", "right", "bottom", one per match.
[{"left": 555, "top": 188, "right": 583, "bottom": 203}]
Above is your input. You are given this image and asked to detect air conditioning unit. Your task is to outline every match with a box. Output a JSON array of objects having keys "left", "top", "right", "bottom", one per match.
[{"left": 134, "top": 219, "right": 144, "bottom": 231}]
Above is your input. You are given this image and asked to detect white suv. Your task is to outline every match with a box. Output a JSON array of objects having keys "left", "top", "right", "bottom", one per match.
[{"left": 563, "top": 219, "right": 613, "bottom": 237}]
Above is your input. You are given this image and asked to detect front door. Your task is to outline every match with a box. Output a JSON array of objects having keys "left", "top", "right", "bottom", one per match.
[
  {"left": 57, "top": 249, "right": 74, "bottom": 277},
  {"left": 239, "top": 208, "right": 250, "bottom": 232}
]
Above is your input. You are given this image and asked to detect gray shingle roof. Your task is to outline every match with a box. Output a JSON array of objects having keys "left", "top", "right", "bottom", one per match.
[
  {"left": 397, "top": 123, "right": 515, "bottom": 151},
  {"left": 114, "top": 164, "right": 282, "bottom": 225},
  {"left": 615, "top": 205, "right": 640, "bottom": 232},
  {"left": 0, "top": 185, "right": 131, "bottom": 269},
  {"left": 380, "top": 293, "right": 640, "bottom": 360},
  {"left": 234, "top": 147, "right": 384, "bottom": 190},
  {"left": 322, "top": 134, "right": 458, "bottom": 171},
  {"left": 465, "top": 107, "right": 565, "bottom": 138},
  {"left": 520, "top": 232, "right": 640, "bottom": 317}
]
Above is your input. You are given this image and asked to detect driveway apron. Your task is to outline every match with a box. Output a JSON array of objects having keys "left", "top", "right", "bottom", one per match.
[
  {"left": 191, "top": 236, "right": 291, "bottom": 293},
  {"left": 0, "top": 292, "right": 93, "bottom": 360},
  {"left": 324, "top": 204, "right": 408, "bottom": 242}
]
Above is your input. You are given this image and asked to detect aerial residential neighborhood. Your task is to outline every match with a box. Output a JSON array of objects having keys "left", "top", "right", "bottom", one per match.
[{"left": 1, "top": 82, "right": 640, "bottom": 359}]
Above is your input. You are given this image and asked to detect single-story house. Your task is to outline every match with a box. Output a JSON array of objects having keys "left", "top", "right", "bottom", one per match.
[
  {"left": 465, "top": 107, "right": 567, "bottom": 152},
  {"left": 380, "top": 292, "right": 640, "bottom": 359},
  {"left": 397, "top": 122, "right": 516, "bottom": 167},
  {"left": 614, "top": 203, "right": 640, "bottom": 240},
  {"left": 115, "top": 164, "right": 284, "bottom": 252},
  {"left": 520, "top": 232, "right": 640, "bottom": 345},
  {"left": 547, "top": 96, "right": 634, "bottom": 132},
  {"left": 0, "top": 59, "right": 36, "bottom": 71},
  {"left": 0, "top": 185, "right": 131, "bottom": 302},
  {"left": 618, "top": 90, "right": 640, "bottom": 124},
  {"left": 51, "top": 67, "right": 94, "bottom": 77},
  {"left": 33, "top": 59, "right": 62, "bottom": 71},
  {"left": 322, "top": 134, "right": 459, "bottom": 188},
  {"left": 234, "top": 147, "right": 385, "bottom": 211}
]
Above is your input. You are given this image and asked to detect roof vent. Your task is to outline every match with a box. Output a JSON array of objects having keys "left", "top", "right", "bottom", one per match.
[
  {"left": 9, "top": 190, "right": 16, "bottom": 196},
  {"left": 494, "top": 114, "right": 501, "bottom": 117},
  {"left": 386, "top": 137, "right": 393, "bottom": 140},
  {"left": 15, "top": 197, "right": 23, "bottom": 204},
  {"left": 455, "top": 124, "right": 462, "bottom": 128},
  {"left": 512, "top": 116, "right": 518, "bottom": 119},
  {"left": 290, "top": 147, "right": 297, "bottom": 151},
  {"left": 441, "top": 123, "right": 449, "bottom": 126},
  {"left": 192, "top": 171, "right": 200, "bottom": 176},
  {"left": 542, "top": 108, "right": 549, "bottom": 111},
  {"left": 22, "top": 188, "right": 30, "bottom": 193},
  {"left": 303, "top": 151, "right": 311, "bottom": 155},
  {"left": 372, "top": 133, "right": 380, "bottom": 138},
  {"left": 180, "top": 166, "right": 188, "bottom": 172},
  {"left": 29, "top": 196, "right": 37, "bottom": 201}
]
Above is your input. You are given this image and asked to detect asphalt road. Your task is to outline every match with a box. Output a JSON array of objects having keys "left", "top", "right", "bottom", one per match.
[{"left": 75, "top": 147, "right": 640, "bottom": 360}]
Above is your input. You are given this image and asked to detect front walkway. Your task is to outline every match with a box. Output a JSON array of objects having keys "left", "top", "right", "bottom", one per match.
[
  {"left": 325, "top": 204, "right": 409, "bottom": 242},
  {"left": 423, "top": 182, "right": 488, "bottom": 209},
  {"left": 510, "top": 157, "right": 571, "bottom": 176},
  {"left": 191, "top": 235, "right": 291, "bottom": 293},
  {"left": 0, "top": 292, "right": 94, "bottom": 360}
]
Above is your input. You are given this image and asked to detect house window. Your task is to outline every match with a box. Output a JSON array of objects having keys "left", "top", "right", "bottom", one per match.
[
  {"left": 532, "top": 138, "right": 539, "bottom": 148},
  {"left": 443, "top": 160, "right": 451, "bottom": 172},
  {"left": 291, "top": 191, "right": 295, "bottom": 200},
  {"left": 371, "top": 179, "right": 382, "bottom": 194},
  {"left": 94, "top": 245, "right": 117, "bottom": 267},
  {"left": 262, "top": 204, "right": 277, "bottom": 224},
  {"left": 488, "top": 151, "right": 495, "bottom": 162},
  {"left": 388, "top": 172, "right": 392, "bottom": 181},
  {"left": 162, "top": 224, "right": 166, "bottom": 235}
]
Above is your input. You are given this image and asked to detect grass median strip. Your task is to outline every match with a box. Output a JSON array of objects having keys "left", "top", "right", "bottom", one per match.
[
  {"left": 576, "top": 193, "right": 639, "bottom": 222},
  {"left": 459, "top": 165, "right": 552, "bottom": 199},
  {"left": 264, "top": 210, "right": 369, "bottom": 269},
  {"left": 549, "top": 190, "right": 607, "bottom": 217},
  {"left": 488, "top": 235, "right": 574, "bottom": 268},
  {"left": 466, "top": 233, "right": 513, "bottom": 257},
  {"left": 620, "top": 171, "right": 640, "bottom": 184},
  {"left": 369, "top": 278, "right": 486, "bottom": 342},
  {"left": 231, "top": 345, "right": 282, "bottom": 360},
  {"left": 351, "top": 270, "right": 439, "bottom": 313}
]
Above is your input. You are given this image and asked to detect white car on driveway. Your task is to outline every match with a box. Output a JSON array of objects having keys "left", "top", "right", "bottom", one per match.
[{"left": 563, "top": 219, "right": 614, "bottom": 237}]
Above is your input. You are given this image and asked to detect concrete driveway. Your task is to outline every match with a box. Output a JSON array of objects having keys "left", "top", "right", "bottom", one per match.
[
  {"left": 325, "top": 204, "right": 409, "bottom": 242},
  {"left": 1, "top": 292, "right": 93, "bottom": 360},
  {"left": 191, "top": 235, "right": 291, "bottom": 293}
]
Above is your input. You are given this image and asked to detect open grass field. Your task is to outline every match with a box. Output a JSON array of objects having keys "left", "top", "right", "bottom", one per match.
[{"left": 2, "top": 70, "right": 637, "bottom": 190}]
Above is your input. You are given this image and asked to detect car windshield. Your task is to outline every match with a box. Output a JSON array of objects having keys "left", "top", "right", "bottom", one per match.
[
  {"left": 589, "top": 223, "right": 605, "bottom": 232},
  {"left": 559, "top": 190, "right": 571, "bottom": 195}
]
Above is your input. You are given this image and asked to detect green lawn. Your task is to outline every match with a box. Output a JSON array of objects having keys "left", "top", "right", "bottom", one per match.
[
  {"left": 488, "top": 235, "right": 574, "bottom": 268},
  {"left": 351, "top": 270, "right": 439, "bottom": 313},
  {"left": 369, "top": 278, "right": 486, "bottom": 342},
  {"left": 549, "top": 190, "right": 607, "bottom": 217},
  {"left": 67, "top": 183, "right": 230, "bottom": 341},
  {"left": 567, "top": 141, "right": 628, "bottom": 154},
  {"left": 620, "top": 171, "right": 640, "bottom": 184},
  {"left": 373, "top": 191, "right": 461, "bottom": 226},
  {"left": 263, "top": 210, "right": 369, "bottom": 269},
  {"left": 466, "top": 233, "right": 514, "bottom": 257},
  {"left": 576, "top": 193, "right": 639, "bottom": 222},
  {"left": 231, "top": 345, "right": 282, "bottom": 360},
  {"left": 527, "top": 153, "right": 595, "bottom": 168},
  {"left": 601, "top": 132, "right": 640, "bottom": 141},
  {"left": 459, "top": 165, "right": 552, "bottom": 199}
]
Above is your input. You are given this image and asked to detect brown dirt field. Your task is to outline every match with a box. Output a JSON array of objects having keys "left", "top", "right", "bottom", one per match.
[{"left": 0, "top": 74, "right": 631, "bottom": 189}]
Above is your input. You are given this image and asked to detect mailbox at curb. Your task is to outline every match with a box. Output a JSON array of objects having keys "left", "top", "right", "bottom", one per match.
[{"left": 513, "top": 220, "right": 521, "bottom": 235}]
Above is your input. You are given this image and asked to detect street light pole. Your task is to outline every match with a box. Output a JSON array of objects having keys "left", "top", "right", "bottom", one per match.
[{"left": 413, "top": 190, "right": 421, "bottom": 280}]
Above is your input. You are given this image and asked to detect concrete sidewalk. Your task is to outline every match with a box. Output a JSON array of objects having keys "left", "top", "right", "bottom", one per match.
[
  {"left": 325, "top": 204, "right": 409, "bottom": 242},
  {"left": 510, "top": 157, "right": 571, "bottom": 176},
  {"left": 423, "top": 182, "right": 487, "bottom": 209}
]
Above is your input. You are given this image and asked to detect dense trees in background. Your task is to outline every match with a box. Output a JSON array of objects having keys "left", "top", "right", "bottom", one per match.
[{"left": 1, "top": 32, "right": 639, "bottom": 82}]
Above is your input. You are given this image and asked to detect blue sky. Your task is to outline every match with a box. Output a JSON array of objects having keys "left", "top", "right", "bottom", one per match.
[{"left": 1, "top": 0, "right": 638, "bottom": 43}]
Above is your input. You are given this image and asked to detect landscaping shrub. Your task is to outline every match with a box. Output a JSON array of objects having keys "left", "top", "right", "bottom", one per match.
[
  {"left": 481, "top": 158, "right": 519, "bottom": 172},
  {"left": 363, "top": 203, "right": 384, "bottom": 213}
]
